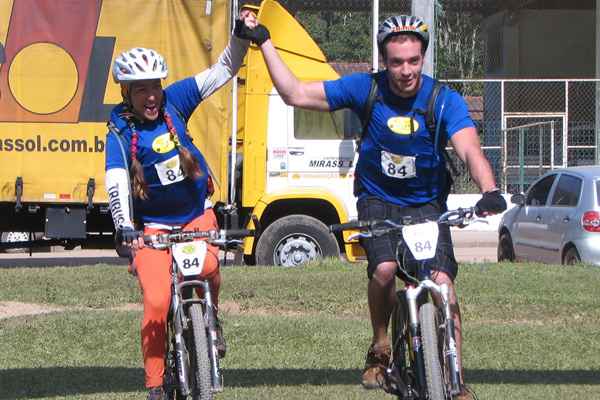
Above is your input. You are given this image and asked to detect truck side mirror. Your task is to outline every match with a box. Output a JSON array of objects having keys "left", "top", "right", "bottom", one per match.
[{"left": 343, "top": 109, "right": 361, "bottom": 140}]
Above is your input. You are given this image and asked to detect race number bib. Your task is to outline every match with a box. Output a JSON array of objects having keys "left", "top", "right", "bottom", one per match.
[
  {"left": 381, "top": 151, "right": 416, "bottom": 179},
  {"left": 402, "top": 221, "right": 439, "bottom": 261},
  {"left": 173, "top": 241, "right": 208, "bottom": 277},
  {"left": 154, "top": 154, "right": 185, "bottom": 185}
]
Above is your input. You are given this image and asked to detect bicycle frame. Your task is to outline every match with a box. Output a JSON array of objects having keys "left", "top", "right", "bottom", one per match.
[
  {"left": 331, "top": 207, "right": 482, "bottom": 399},
  {"left": 137, "top": 226, "right": 256, "bottom": 400}
]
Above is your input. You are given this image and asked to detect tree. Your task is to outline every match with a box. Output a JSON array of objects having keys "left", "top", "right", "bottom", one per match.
[
  {"left": 296, "top": 12, "right": 372, "bottom": 63},
  {"left": 435, "top": 12, "right": 484, "bottom": 95}
]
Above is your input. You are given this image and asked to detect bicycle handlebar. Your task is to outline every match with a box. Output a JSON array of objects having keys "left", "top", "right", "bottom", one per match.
[
  {"left": 143, "top": 228, "right": 256, "bottom": 247},
  {"left": 329, "top": 206, "right": 481, "bottom": 235}
]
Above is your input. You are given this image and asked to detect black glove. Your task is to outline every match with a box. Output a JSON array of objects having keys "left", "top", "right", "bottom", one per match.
[
  {"left": 475, "top": 189, "right": 507, "bottom": 216},
  {"left": 121, "top": 226, "right": 144, "bottom": 243},
  {"left": 234, "top": 17, "right": 270, "bottom": 46}
]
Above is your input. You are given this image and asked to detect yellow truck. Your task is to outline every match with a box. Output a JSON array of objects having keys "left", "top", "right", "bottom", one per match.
[{"left": 0, "top": 0, "right": 363, "bottom": 265}]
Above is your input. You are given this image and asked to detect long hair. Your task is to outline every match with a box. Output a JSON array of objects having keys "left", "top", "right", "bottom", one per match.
[{"left": 124, "top": 103, "right": 203, "bottom": 201}]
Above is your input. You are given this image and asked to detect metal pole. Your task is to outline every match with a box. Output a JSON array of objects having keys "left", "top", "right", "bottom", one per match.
[
  {"left": 520, "top": 127, "right": 525, "bottom": 193},
  {"left": 412, "top": 0, "right": 435, "bottom": 77},
  {"left": 563, "top": 81, "right": 569, "bottom": 167},
  {"left": 371, "top": 0, "right": 379, "bottom": 72},
  {"left": 596, "top": 0, "right": 600, "bottom": 164},
  {"left": 229, "top": 0, "right": 239, "bottom": 205}
]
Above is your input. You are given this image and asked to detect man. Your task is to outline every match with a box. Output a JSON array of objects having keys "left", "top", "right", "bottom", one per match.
[{"left": 237, "top": 14, "right": 506, "bottom": 400}]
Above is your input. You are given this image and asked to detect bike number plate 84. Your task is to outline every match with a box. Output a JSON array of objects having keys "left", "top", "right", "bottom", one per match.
[
  {"left": 172, "top": 241, "right": 208, "bottom": 277},
  {"left": 402, "top": 222, "right": 439, "bottom": 261}
]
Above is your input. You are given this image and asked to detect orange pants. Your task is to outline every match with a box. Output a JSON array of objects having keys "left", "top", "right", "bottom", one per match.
[{"left": 131, "top": 209, "right": 220, "bottom": 388}]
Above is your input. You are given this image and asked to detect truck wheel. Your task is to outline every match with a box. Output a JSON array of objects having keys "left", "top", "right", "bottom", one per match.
[
  {"left": 1, "top": 232, "right": 30, "bottom": 253},
  {"left": 255, "top": 215, "right": 340, "bottom": 267}
]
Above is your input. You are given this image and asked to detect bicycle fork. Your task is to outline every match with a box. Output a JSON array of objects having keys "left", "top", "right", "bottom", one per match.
[
  {"left": 171, "top": 290, "right": 192, "bottom": 396},
  {"left": 440, "top": 284, "right": 461, "bottom": 396},
  {"left": 405, "top": 285, "right": 428, "bottom": 398},
  {"left": 200, "top": 281, "right": 224, "bottom": 393}
]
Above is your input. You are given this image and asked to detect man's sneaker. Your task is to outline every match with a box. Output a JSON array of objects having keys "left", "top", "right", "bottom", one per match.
[
  {"left": 146, "top": 386, "right": 166, "bottom": 400},
  {"left": 215, "top": 318, "right": 226, "bottom": 358},
  {"left": 454, "top": 384, "right": 475, "bottom": 400},
  {"left": 362, "top": 344, "right": 391, "bottom": 390}
]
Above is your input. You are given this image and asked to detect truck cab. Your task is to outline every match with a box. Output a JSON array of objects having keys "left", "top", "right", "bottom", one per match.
[{"left": 226, "top": 2, "right": 365, "bottom": 266}]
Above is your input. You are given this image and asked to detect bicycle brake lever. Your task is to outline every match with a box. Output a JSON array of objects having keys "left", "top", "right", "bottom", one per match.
[
  {"left": 348, "top": 232, "right": 371, "bottom": 241},
  {"left": 456, "top": 218, "right": 489, "bottom": 229}
]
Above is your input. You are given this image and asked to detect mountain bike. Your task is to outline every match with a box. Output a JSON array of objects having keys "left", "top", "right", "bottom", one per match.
[
  {"left": 140, "top": 226, "right": 256, "bottom": 400},
  {"left": 330, "top": 207, "right": 481, "bottom": 400}
]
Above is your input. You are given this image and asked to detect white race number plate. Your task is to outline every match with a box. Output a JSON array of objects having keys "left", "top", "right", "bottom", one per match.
[
  {"left": 173, "top": 241, "right": 207, "bottom": 277},
  {"left": 402, "top": 221, "right": 439, "bottom": 261},
  {"left": 381, "top": 151, "right": 416, "bottom": 179}
]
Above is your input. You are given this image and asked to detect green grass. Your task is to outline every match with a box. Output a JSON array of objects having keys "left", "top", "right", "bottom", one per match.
[{"left": 1, "top": 259, "right": 599, "bottom": 399}]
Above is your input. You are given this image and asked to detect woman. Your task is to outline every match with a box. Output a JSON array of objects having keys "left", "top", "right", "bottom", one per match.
[{"left": 104, "top": 12, "right": 257, "bottom": 400}]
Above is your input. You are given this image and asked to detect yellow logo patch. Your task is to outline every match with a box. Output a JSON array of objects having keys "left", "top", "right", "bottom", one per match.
[
  {"left": 387, "top": 117, "right": 419, "bottom": 135},
  {"left": 182, "top": 244, "right": 197, "bottom": 254},
  {"left": 166, "top": 159, "right": 179, "bottom": 169},
  {"left": 152, "top": 133, "right": 176, "bottom": 153}
]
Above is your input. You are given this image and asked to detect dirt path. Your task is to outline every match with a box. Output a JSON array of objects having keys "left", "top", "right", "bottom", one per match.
[
  {"left": 0, "top": 300, "right": 306, "bottom": 320},
  {"left": 0, "top": 301, "right": 63, "bottom": 319}
]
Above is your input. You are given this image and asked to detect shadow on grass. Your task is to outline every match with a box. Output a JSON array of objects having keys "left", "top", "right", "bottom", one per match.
[
  {"left": 465, "top": 368, "right": 600, "bottom": 385},
  {"left": 1, "top": 367, "right": 599, "bottom": 398}
]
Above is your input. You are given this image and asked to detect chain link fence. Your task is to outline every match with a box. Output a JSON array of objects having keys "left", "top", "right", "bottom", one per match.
[
  {"left": 443, "top": 79, "right": 599, "bottom": 194},
  {"left": 244, "top": 0, "right": 599, "bottom": 194}
]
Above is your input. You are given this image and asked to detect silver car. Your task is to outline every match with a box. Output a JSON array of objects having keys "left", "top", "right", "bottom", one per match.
[{"left": 498, "top": 166, "right": 600, "bottom": 265}]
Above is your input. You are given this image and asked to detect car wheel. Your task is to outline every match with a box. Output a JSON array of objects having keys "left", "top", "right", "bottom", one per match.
[
  {"left": 255, "top": 215, "right": 340, "bottom": 267},
  {"left": 564, "top": 247, "right": 581, "bottom": 265},
  {"left": 497, "top": 232, "right": 515, "bottom": 262}
]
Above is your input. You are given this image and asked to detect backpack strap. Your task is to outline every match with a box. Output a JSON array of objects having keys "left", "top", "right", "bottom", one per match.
[
  {"left": 357, "top": 72, "right": 380, "bottom": 151},
  {"left": 427, "top": 80, "right": 460, "bottom": 177},
  {"left": 426, "top": 80, "right": 444, "bottom": 133}
]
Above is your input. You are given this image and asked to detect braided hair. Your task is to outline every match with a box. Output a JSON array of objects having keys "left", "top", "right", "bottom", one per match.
[{"left": 124, "top": 103, "right": 203, "bottom": 200}]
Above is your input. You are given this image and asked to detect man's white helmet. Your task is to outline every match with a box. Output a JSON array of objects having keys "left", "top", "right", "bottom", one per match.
[
  {"left": 377, "top": 15, "right": 430, "bottom": 53},
  {"left": 112, "top": 47, "right": 168, "bottom": 83}
]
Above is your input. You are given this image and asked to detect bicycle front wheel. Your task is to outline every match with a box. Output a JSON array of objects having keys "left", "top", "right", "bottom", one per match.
[
  {"left": 419, "top": 303, "right": 449, "bottom": 400},
  {"left": 188, "top": 304, "right": 212, "bottom": 400}
]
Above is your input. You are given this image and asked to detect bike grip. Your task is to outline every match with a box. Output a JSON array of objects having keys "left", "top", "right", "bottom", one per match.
[
  {"left": 225, "top": 229, "right": 256, "bottom": 238},
  {"left": 142, "top": 235, "right": 153, "bottom": 244},
  {"left": 329, "top": 220, "right": 365, "bottom": 232}
]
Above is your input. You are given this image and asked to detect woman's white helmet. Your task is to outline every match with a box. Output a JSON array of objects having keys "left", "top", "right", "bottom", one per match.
[{"left": 112, "top": 47, "right": 168, "bottom": 83}]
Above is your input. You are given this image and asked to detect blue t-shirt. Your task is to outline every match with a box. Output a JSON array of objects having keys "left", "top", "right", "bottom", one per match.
[
  {"left": 323, "top": 73, "right": 474, "bottom": 206},
  {"left": 105, "top": 77, "right": 209, "bottom": 224}
]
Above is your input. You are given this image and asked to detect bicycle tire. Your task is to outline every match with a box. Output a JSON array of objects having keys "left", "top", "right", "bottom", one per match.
[
  {"left": 390, "top": 293, "right": 410, "bottom": 399},
  {"left": 188, "top": 304, "right": 213, "bottom": 400},
  {"left": 419, "top": 303, "right": 449, "bottom": 400}
]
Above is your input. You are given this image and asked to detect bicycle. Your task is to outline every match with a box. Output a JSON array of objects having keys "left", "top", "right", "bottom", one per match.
[
  {"left": 330, "top": 207, "right": 482, "bottom": 400},
  {"left": 139, "top": 226, "right": 256, "bottom": 400}
]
